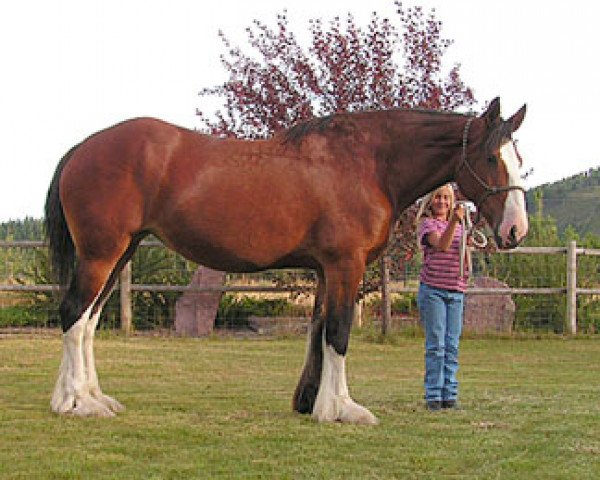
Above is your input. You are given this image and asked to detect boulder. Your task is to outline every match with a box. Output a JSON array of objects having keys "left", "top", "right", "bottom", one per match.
[
  {"left": 175, "top": 267, "right": 226, "bottom": 337},
  {"left": 464, "top": 277, "right": 515, "bottom": 333}
]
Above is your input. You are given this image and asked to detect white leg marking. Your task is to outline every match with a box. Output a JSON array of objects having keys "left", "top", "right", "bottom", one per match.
[
  {"left": 51, "top": 314, "right": 87, "bottom": 414},
  {"left": 499, "top": 141, "right": 528, "bottom": 243},
  {"left": 50, "top": 342, "right": 72, "bottom": 414},
  {"left": 51, "top": 291, "right": 120, "bottom": 417},
  {"left": 85, "top": 304, "right": 124, "bottom": 413},
  {"left": 312, "top": 333, "right": 378, "bottom": 425}
]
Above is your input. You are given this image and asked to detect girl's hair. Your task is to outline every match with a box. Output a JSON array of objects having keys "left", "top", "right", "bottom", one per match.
[{"left": 414, "top": 183, "right": 456, "bottom": 225}]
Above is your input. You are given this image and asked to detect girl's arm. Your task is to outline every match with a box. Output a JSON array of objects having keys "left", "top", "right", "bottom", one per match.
[{"left": 425, "top": 205, "right": 465, "bottom": 252}]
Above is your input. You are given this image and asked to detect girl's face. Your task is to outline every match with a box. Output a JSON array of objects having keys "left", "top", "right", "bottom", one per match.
[{"left": 430, "top": 187, "right": 453, "bottom": 220}]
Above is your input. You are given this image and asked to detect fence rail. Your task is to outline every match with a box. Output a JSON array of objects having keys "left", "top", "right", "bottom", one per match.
[{"left": 1, "top": 240, "right": 599, "bottom": 334}]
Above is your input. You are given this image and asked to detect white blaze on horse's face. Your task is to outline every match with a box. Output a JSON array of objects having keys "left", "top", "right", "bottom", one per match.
[{"left": 498, "top": 140, "right": 528, "bottom": 247}]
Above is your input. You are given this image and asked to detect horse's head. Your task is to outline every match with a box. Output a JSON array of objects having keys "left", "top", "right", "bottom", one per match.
[{"left": 456, "top": 98, "right": 528, "bottom": 249}]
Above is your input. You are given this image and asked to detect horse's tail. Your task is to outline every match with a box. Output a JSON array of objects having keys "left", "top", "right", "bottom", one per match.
[{"left": 44, "top": 145, "right": 79, "bottom": 287}]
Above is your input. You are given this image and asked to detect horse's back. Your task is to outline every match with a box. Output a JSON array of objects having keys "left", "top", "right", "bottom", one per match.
[
  {"left": 58, "top": 117, "right": 392, "bottom": 272},
  {"left": 58, "top": 118, "right": 324, "bottom": 269}
]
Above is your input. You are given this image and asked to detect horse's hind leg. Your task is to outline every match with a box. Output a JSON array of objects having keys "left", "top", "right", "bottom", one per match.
[
  {"left": 82, "top": 237, "right": 143, "bottom": 413},
  {"left": 51, "top": 254, "right": 125, "bottom": 417},
  {"left": 51, "top": 300, "right": 85, "bottom": 415},
  {"left": 293, "top": 270, "right": 325, "bottom": 414},
  {"left": 84, "top": 299, "right": 124, "bottom": 414},
  {"left": 51, "top": 267, "right": 114, "bottom": 417}
]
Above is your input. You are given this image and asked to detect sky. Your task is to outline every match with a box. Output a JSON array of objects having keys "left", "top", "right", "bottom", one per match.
[{"left": 1, "top": 0, "right": 599, "bottom": 221}]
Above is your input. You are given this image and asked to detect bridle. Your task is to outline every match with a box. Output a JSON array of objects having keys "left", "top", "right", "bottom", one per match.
[{"left": 454, "top": 116, "right": 526, "bottom": 221}]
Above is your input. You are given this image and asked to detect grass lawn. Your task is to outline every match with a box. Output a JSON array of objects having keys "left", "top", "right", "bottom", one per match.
[{"left": 0, "top": 331, "right": 598, "bottom": 479}]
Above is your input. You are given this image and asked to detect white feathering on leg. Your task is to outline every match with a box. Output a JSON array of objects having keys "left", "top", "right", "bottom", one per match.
[
  {"left": 51, "top": 290, "right": 120, "bottom": 417},
  {"left": 312, "top": 330, "right": 378, "bottom": 425},
  {"left": 85, "top": 305, "right": 124, "bottom": 413}
]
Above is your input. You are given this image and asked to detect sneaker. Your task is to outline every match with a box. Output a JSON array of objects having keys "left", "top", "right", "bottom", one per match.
[
  {"left": 442, "top": 400, "right": 458, "bottom": 409},
  {"left": 426, "top": 400, "right": 442, "bottom": 411}
]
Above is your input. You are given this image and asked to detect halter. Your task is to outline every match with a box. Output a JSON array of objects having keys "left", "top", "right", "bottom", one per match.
[
  {"left": 454, "top": 116, "right": 525, "bottom": 276},
  {"left": 454, "top": 116, "right": 526, "bottom": 222}
]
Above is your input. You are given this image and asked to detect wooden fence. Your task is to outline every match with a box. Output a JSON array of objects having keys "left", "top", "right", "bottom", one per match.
[
  {"left": 382, "top": 241, "right": 600, "bottom": 334},
  {"left": 1, "top": 240, "right": 599, "bottom": 334}
]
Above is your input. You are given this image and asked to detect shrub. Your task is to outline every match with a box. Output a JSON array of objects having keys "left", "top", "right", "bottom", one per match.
[
  {"left": 215, "top": 295, "right": 300, "bottom": 328},
  {"left": 0, "top": 304, "right": 53, "bottom": 328}
]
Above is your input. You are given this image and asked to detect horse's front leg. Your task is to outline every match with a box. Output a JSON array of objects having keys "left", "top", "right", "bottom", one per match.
[
  {"left": 293, "top": 270, "right": 325, "bottom": 414},
  {"left": 312, "top": 259, "right": 378, "bottom": 425}
]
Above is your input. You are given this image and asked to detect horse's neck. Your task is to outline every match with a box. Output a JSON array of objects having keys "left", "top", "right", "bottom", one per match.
[
  {"left": 393, "top": 162, "right": 455, "bottom": 215},
  {"left": 380, "top": 116, "right": 467, "bottom": 216}
]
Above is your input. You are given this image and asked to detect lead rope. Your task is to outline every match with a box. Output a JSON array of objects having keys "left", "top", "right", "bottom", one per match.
[{"left": 458, "top": 202, "right": 488, "bottom": 278}]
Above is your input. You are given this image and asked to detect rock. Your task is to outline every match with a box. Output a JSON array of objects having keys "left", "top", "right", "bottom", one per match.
[
  {"left": 464, "top": 277, "right": 515, "bottom": 333},
  {"left": 175, "top": 267, "right": 226, "bottom": 337}
]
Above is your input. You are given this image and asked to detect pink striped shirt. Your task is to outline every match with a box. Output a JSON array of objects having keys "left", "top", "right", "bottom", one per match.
[{"left": 417, "top": 217, "right": 468, "bottom": 292}]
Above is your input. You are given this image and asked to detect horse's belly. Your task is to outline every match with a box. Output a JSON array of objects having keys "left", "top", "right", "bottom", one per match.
[
  {"left": 154, "top": 208, "right": 313, "bottom": 273},
  {"left": 151, "top": 169, "right": 320, "bottom": 271},
  {"left": 159, "top": 234, "right": 308, "bottom": 273}
]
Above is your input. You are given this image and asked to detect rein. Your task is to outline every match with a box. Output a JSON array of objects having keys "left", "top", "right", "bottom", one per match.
[
  {"left": 457, "top": 201, "right": 487, "bottom": 278},
  {"left": 454, "top": 117, "right": 526, "bottom": 223}
]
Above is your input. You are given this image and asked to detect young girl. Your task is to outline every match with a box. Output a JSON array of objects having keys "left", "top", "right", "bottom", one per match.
[{"left": 415, "top": 184, "right": 468, "bottom": 411}]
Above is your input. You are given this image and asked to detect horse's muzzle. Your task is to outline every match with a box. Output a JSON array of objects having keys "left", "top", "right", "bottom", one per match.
[{"left": 495, "top": 225, "right": 525, "bottom": 250}]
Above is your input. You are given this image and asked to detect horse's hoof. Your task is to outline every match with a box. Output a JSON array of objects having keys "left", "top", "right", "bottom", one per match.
[
  {"left": 95, "top": 393, "right": 125, "bottom": 414},
  {"left": 312, "top": 396, "right": 378, "bottom": 425},
  {"left": 71, "top": 395, "right": 116, "bottom": 418},
  {"left": 51, "top": 394, "right": 76, "bottom": 415},
  {"left": 338, "top": 399, "right": 378, "bottom": 425},
  {"left": 293, "top": 384, "right": 318, "bottom": 414}
]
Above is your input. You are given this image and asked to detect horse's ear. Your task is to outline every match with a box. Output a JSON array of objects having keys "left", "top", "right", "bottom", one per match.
[
  {"left": 507, "top": 104, "right": 527, "bottom": 132},
  {"left": 481, "top": 97, "right": 501, "bottom": 126}
]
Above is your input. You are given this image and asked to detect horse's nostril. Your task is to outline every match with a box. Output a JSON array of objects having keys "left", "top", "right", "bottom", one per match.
[{"left": 509, "top": 225, "right": 518, "bottom": 241}]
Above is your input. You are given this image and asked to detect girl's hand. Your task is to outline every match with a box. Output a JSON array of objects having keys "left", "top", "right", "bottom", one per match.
[{"left": 451, "top": 204, "right": 465, "bottom": 223}]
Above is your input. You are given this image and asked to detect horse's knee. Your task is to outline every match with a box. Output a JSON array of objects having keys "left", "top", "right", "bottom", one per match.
[{"left": 325, "top": 304, "right": 354, "bottom": 356}]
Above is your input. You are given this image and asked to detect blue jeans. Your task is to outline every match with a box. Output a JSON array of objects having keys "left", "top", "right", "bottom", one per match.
[{"left": 417, "top": 283, "right": 464, "bottom": 402}]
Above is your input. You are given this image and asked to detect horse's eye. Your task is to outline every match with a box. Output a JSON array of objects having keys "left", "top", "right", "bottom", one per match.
[{"left": 488, "top": 155, "right": 497, "bottom": 165}]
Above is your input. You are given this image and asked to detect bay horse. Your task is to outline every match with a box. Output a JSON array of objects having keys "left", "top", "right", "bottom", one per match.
[{"left": 45, "top": 97, "right": 527, "bottom": 423}]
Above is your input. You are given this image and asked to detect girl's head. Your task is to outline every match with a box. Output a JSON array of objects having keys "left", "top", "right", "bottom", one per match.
[{"left": 415, "top": 184, "right": 456, "bottom": 223}]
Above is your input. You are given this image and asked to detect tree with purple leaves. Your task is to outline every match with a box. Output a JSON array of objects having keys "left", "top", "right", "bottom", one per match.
[{"left": 197, "top": 1, "right": 477, "bottom": 293}]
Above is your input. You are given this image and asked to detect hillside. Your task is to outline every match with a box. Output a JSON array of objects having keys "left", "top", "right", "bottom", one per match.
[{"left": 527, "top": 167, "right": 600, "bottom": 236}]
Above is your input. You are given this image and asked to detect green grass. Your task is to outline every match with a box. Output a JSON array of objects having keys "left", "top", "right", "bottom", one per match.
[{"left": 0, "top": 332, "right": 599, "bottom": 479}]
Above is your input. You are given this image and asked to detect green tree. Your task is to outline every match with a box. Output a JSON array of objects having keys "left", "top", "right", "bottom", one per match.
[
  {"left": 479, "top": 190, "right": 600, "bottom": 333},
  {"left": 0, "top": 218, "right": 57, "bottom": 327}
]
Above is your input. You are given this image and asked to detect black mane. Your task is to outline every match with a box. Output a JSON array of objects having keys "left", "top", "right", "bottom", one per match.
[
  {"left": 282, "top": 115, "right": 336, "bottom": 145},
  {"left": 282, "top": 108, "right": 469, "bottom": 145}
]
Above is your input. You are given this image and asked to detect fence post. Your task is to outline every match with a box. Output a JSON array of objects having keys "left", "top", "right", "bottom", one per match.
[
  {"left": 353, "top": 300, "right": 363, "bottom": 328},
  {"left": 120, "top": 261, "right": 133, "bottom": 335},
  {"left": 566, "top": 240, "right": 577, "bottom": 334},
  {"left": 380, "top": 255, "right": 392, "bottom": 335}
]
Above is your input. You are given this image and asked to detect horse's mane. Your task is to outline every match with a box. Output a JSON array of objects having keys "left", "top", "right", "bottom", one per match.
[
  {"left": 282, "top": 115, "right": 337, "bottom": 145},
  {"left": 281, "top": 108, "right": 468, "bottom": 145}
]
